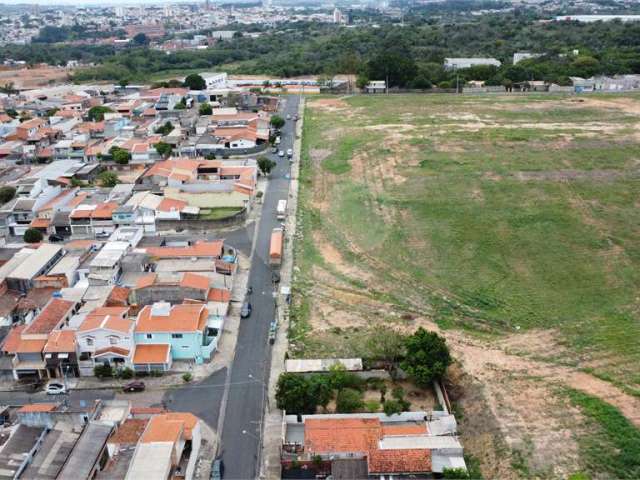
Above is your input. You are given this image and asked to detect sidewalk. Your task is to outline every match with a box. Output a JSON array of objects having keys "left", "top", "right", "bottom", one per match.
[{"left": 261, "top": 97, "right": 305, "bottom": 480}]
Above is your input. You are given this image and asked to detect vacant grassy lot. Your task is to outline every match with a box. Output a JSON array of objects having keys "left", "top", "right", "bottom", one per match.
[{"left": 292, "top": 93, "right": 640, "bottom": 478}]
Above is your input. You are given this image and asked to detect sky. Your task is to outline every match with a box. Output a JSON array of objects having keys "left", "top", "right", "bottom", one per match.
[{"left": 1, "top": 0, "right": 205, "bottom": 4}]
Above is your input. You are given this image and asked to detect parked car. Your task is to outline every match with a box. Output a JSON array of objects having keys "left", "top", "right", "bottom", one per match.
[
  {"left": 122, "top": 381, "right": 145, "bottom": 393},
  {"left": 278, "top": 150, "right": 285, "bottom": 157},
  {"left": 48, "top": 234, "right": 64, "bottom": 243},
  {"left": 286, "top": 114, "right": 291, "bottom": 120},
  {"left": 241, "top": 302, "right": 252, "bottom": 318},
  {"left": 286, "top": 149, "right": 293, "bottom": 158},
  {"left": 45, "top": 381, "right": 66, "bottom": 395},
  {"left": 95, "top": 232, "right": 110, "bottom": 238},
  {"left": 271, "top": 271, "right": 281, "bottom": 284},
  {"left": 272, "top": 146, "right": 278, "bottom": 153},
  {"left": 211, "top": 459, "right": 224, "bottom": 480}
]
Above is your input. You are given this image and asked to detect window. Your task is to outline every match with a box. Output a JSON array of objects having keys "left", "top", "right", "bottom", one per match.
[
  {"left": 181, "top": 345, "right": 189, "bottom": 349},
  {"left": 86, "top": 338, "right": 94, "bottom": 346},
  {"left": 171, "top": 333, "right": 183, "bottom": 339},
  {"left": 146, "top": 334, "right": 153, "bottom": 339},
  {"left": 109, "top": 336, "right": 119, "bottom": 345}
]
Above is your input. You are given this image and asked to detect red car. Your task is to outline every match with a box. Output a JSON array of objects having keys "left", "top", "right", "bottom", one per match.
[{"left": 123, "top": 381, "right": 145, "bottom": 393}]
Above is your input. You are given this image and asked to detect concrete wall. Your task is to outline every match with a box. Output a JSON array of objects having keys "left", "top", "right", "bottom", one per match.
[
  {"left": 133, "top": 286, "right": 206, "bottom": 306},
  {"left": 185, "top": 421, "right": 202, "bottom": 480},
  {"left": 156, "top": 209, "right": 246, "bottom": 231}
]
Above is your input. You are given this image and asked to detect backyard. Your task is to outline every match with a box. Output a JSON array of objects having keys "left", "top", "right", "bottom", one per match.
[{"left": 292, "top": 93, "right": 640, "bottom": 478}]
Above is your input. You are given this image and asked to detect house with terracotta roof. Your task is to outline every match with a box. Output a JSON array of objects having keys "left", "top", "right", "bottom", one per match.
[
  {"left": 10, "top": 297, "right": 77, "bottom": 380},
  {"left": 70, "top": 200, "right": 119, "bottom": 238},
  {"left": 125, "top": 412, "right": 201, "bottom": 480},
  {"left": 281, "top": 412, "right": 466, "bottom": 478},
  {"left": 43, "top": 329, "right": 79, "bottom": 378},
  {"left": 134, "top": 301, "right": 218, "bottom": 365},
  {"left": 76, "top": 306, "right": 135, "bottom": 376}
]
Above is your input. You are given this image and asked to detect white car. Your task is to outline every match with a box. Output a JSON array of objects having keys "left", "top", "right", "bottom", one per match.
[
  {"left": 286, "top": 149, "right": 293, "bottom": 157},
  {"left": 278, "top": 150, "right": 285, "bottom": 157},
  {"left": 46, "top": 382, "right": 66, "bottom": 395}
]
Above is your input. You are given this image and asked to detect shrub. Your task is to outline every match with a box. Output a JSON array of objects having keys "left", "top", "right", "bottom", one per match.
[
  {"left": 0, "top": 186, "right": 16, "bottom": 204},
  {"left": 94, "top": 364, "right": 113, "bottom": 378},
  {"left": 182, "top": 372, "right": 193, "bottom": 382},
  {"left": 328, "top": 364, "right": 364, "bottom": 391},
  {"left": 270, "top": 115, "right": 285, "bottom": 129},
  {"left": 98, "top": 171, "right": 119, "bottom": 188},
  {"left": 120, "top": 367, "right": 134, "bottom": 379},
  {"left": 23, "top": 228, "right": 43, "bottom": 243},
  {"left": 199, "top": 102, "right": 212, "bottom": 115},
  {"left": 365, "top": 400, "right": 381, "bottom": 412},
  {"left": 442, "top": 467, "right": 470, "bottom": 479},
  {"left": 336, "top": 388, "right": 364, "bottom": 413},
  {"left": 383, "top": 399, "right": 403, "bottom": 416}
]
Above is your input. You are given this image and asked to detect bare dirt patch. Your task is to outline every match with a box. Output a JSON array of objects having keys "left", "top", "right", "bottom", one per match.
[{"left": 311, "top": 98, "right": 349, "bottom": 111}]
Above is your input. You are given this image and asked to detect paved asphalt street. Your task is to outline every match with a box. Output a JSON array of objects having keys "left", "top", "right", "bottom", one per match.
[{"left": 217, "top": 96, "right": 299, "bottom": 479}]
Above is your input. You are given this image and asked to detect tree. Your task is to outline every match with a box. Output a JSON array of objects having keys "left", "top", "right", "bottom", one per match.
[
  {"left": 275, "top": 373, "right": 317, "bottom": 414},
  {"left": 400, "top": 328, "right": 452, "bottom": 388},
  {"left": 335, "top": 388, "right": 364, "bottom": 413},
  {"left": 0, "top": 186, "right": 16, "bottom": 204},
  {"left": 356, "top": 74, "right": 369, "bottom": 90},
  {"left": 155, "top": 141, "right": 173, "bottom": 158},
  {"left": 5, "top": 109, "right": 17, "bottom": 119},
  {"left": 87, "top": 105, "right": 113, "bottom": 121},
  {"left": 328, "top": 363, "right": 364, "bottom": 391},
  {"left": 257, "top": 156, "right": 276, "bottom": 175},
  {"left": 199, "top": 102, "right": 212, "bottom": 115},
  {"left": 308, "top": 375, "right": 333, "bottom": 410},
  {"left": 98, "top": 170, "right": 119, "bottom": 187},
  {"left": 154, "top": 121, "right": 174, "bottom": 135},
  {"left": 23, "top": 228, "right": 43, "bottom": 244},
  {"left": 184, "top": 73, "right": 206, "bottom": 91},
  {"left": 132, "top": 33, "right": 149, "bottom": 46},
  {"left": 109, "top": 146, "right": 131, "bottom": 165},
  {"left": 270, "top": 115, "right": 285, "bottom": 129}
]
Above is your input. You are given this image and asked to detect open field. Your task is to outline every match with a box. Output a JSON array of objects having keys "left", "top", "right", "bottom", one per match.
[{"left": 292, "top": 93, "right": 640, "bottom": 478}]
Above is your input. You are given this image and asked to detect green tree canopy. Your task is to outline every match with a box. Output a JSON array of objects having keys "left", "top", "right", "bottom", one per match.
[
  {"left": 275, "top": 373, "right": 318, "bottom": 414},
  {"left": 23, "top": 228, "right": 43, "bottom": 243},
  {"left": 400, "top": 328, "right": 452, "bottom": 388},
  {"left": 109, "top": 146, "right": 131, "bottom": 165},
  {"left": 257, "top": 156, "right": 276, "bottom": 175},
  {"left": 335, "top": 388, "right": 364, "bottom": 413},
  {"left": 0, "top": 186, "right": 16, "bottom": 205},
  {"left": 184, "top": 73, "right": 206, "bottom": 90},
  {"left": 199, "top": 102, "right": 213, "bottom": 115},
  {"left": 155, "top": 141, "right": 173, "bottom": 158},
  {"left": 87, "top": 105, "right": 113, "bottom": 122},
  {"left": 270, "top": 115, "right": 285, "bottom": 129},
  {"left": 98, "top": 170, "right": 119, "bottom": 188}
]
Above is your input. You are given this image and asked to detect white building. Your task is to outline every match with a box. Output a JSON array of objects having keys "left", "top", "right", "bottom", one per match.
[
  {"left": 444, "top": 57, "right": 501, "bottom": 70},
  {"left": 513, "top": 52, "right": 542, "bottom": 65},
  {"left": 555, "top": 15, "right": 640, "bottom": 23},
  {"left": 200, "top": 72, "right": 228, "bottom": 90},
  {"left": 333, "top": 7, "right": 343, "bottom": 24}
]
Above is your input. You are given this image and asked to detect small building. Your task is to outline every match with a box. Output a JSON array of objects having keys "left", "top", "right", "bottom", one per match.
[
  {"left": 444, "top": 57, "right": 501, "bottom": 70},
  {"left": 5, "top": 244, "right": 64, "bottom": 293},
  {"left": 364, "top": 81, "right": 386, "bottom": 94}
]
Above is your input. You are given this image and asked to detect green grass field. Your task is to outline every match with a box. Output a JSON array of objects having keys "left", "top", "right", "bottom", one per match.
[{"left": 294, "top": 93, "right": 640, "bottom": 388}]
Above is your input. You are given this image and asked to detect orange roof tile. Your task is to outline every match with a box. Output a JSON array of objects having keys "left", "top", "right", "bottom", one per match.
[
  {"left": 135, "top": 273, "right": 157, "bottom": 289},
  {"left": 15, "top": 338, "right": 47, "bottom": 353},
  {"left": 207, "top": 288, "right": 231, "bottom": 303},
  {"left": 368, "top": 449, "right": 432, "bottom": 474},
  {"left": 94, "top": 346, "right": 130, "bottom": 357},
  {"left": 109, "top": 419, "right": 149, "bottom": 445},
  {"left": 18, "top": 403, "right": 57, "bottom": 413},
  {"left": 179, "top": 272, "right": 209, "bottom": 291},
  {"left": 157, "top": 197, "right": 187, "bottom": 212},
  {"left": 106, "top": 286, "right": 130, "bottom": 306},
  {"left": 43, "top": 330, "right": 76, "bottom": 353},
  {"left": 91, "top": 201, "right": 118, "bottom": 219},
  {"left": 23, "top": 298, "right": 75, "bottom": 335},
  {"left": 131, "top": 407, "right": 166, "bottom": 416},
  {"left": 141, "top": 415, "right": 183, "bottom": 444},
  {"left": 305, "top": 418, "right": 381, "bottom": 454},
  {"left": 135, "top": 304, "right": 207, "bottom": 333},
  {"left": 381, "top": 424, "right": 428, "bottom": 436},
  {"left": 37, "top": 188, "right": 77, "bottom": 213},
  {"left": 133, "top": 344, "right": 170, "bottom": 365},
  {"left": 30, "top": 217, "right": 50, "bottom": 228},
  {"left": 79, "top": 313, "right": 132, "bottom": 334},
  {"left": 67, "top": 192, "right": 88, "bottom": 209},
  {"left": 91, "top": 306, "right": 128, "bottom": 317},
  {"left": 2, "top": 325, "right": 25, "bottom": 354},
  {"left": 145, "top": 240, "right": 223, "bottom": 259},
  {"left": 159, "top": 412, "right": 198, "bottom": 440}
]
